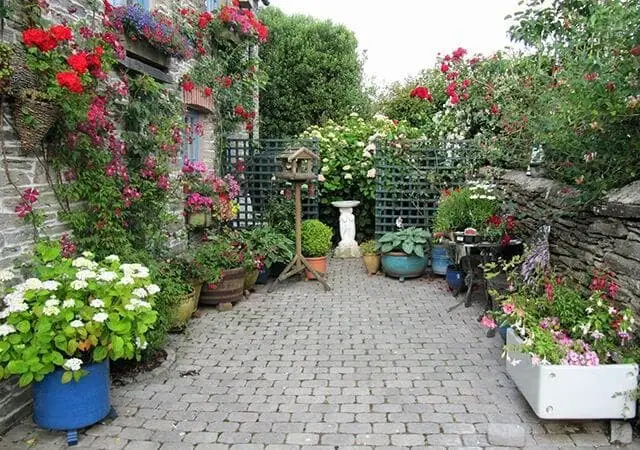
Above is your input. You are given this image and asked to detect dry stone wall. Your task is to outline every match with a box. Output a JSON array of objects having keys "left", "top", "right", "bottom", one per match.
[{"left": 495, "top": 170, "right": 640, "bottom": 309}]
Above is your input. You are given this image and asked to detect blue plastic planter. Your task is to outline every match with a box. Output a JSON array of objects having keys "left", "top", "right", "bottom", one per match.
[
  {"left": 499, "top": 325, "right": 509, "bottom": 342},
  {"left": 33, "top": 360, "right": 111, "bottom": 444},
  {"left": 431, "top": 245, "right": 453, "bottom": 275},
  {"left": 446, "top": 264, "right": 465, "bottom": 291},
  {"left": 381, "top": 252, "right": 427, "bottom": 281},
  {"left": 256, "top": 267, "right": 270, "bottom": 284}
]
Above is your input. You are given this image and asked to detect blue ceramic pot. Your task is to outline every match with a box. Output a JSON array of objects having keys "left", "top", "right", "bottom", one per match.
[
  {"left": 499, "top": 325, "right": 509, "bottom": 342},
  {"left": 431, "top": 245, "right": 453, "bottom": 276},
  {"left": 446, "top": 264, "right": 465, "bottom": 290},
  {"left": 381, "top": 252, "right": 427, "bottom": 281},
  {"left": 33, "top": 360, "right": 111, "bottom": 431},
  {"left": 256, "top": 267, "right": 270, "bottom": 284}
]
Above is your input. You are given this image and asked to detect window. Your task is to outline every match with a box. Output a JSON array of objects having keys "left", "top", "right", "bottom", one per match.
[
  {"left": 109, "top": 0, "right": 150, "bottom": 8},
  {"left": 182, "top": 110, "right": 200, "bottom": 163},
  {"left": 206, "top": 0, "right": 220, "bottom": 11}
]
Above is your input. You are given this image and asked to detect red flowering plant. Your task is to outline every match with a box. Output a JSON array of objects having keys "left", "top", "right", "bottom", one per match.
[{"left": 481, "top": 214, "right": 517, "bottom": 246}]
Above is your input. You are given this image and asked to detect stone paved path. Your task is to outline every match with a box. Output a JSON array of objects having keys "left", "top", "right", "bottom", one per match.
[{"left": 0, "top": 259, "right": 623, "bottom": 449}]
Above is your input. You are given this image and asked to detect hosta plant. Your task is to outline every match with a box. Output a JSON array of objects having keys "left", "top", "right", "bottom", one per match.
[
  {"left": 0, "top": 241, "right": 158, "bottom": 387},
  {"left": 377, "top": 227, "right": 430, "bottom": 258}
]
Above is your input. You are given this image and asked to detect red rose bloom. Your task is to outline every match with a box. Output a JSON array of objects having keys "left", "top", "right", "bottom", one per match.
[
  {"left": 203, "top": 87, "right": 213, "bottom": 97},
  {"left": 409, "top": 86, "right": 433, "bottom": 102},
  {"left": 49, "top": 24, "right": 73, "bottom": 42},
  {"left": 440, "top": 62, "right": 450, "bottom": 73},
  {"left": 182, "top": 79, "right": 195, "bottom": 92},
  {"left": 198, "top": 12, "right": 213, "bottom": 29},
  {"left": 67, "top": 52, "right": 89, "bottom": 74},
  {"left": 234, "top": 105, "right": 245, "bottom": 115},
  {"left": 630, "top": 45, "right": 640, "bottom": 56},
  {"left": 56, "top": 71, "right": 84, "bottom": 93}
]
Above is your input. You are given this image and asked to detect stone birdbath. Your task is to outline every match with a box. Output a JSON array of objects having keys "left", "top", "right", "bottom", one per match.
[{"left": 331, "top": 200, "right": 360, "bottom": 258}]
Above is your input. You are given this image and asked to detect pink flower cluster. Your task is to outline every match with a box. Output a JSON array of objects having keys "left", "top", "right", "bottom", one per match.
[
  {"left": 15, "top": 188, "right": 40, "bottom": 219},
  {"left": 185, "top": 192, "right": 214, "bottom": 213},
  {"left": 181, "top": 158, "right": 207, "bottom": 174}
]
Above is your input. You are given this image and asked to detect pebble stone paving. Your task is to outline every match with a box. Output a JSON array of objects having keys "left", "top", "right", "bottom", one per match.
[{"left": 0, "top": 259, "right": 627, "bottom": 449}]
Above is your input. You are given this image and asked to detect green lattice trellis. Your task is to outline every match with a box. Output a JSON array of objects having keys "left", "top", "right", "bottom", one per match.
[
  {"left": 225, "top": 138, "right": 319, "bottom": 229},
  {"left": 375, "top": 140, "right": 478, "bottom": 237}
]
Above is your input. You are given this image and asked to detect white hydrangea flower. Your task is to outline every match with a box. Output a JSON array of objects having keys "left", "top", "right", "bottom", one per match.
[
  {"left": 70, "top": 319, "right": 84, "bottom": 328},
  {"left": 342, "top": 165, "right": 351, "bottom": 171},
  {"left": 82, "top": 251, "right": 94, "bottom": 259},
  {"left": 366, "top": 168, "right": 376, "bottom": 179},
  {"left": 104, "top": 255, "right": 120, "bottom": 263},
  {"left": 0, "top": 270, "right": 14, "bottom": 282},
  {"left": 45, "top": 298, "right": 60, "bottom": 307},
  {"left": 321, "top": 166, "right": 329, "bottom": 173},
  {"left": 119, "top": 276, "right": 134, "bottom": 286},
  {"left": 90, "top": 299, "right": 105, "bottom": 308},
  {"left": 344, "top": 173, "right": 353, "bottom": 180},
  {"left": 71, "top": 280, "right": 88, "bottom": 290},
  {"left": 62, "top": 299, "right": 75, "bottom": 308},
  {"left": 41, "top": 280, "right": 61, "bottom": 291},
  {"left": 125, "top": 303, "right": 136, "bottom": 311},
  {"left": 92, "top": 312, "right": 108, "bottom": 323},
  {"left": 130, "top": 298, "right": 151, "bottom": 309},
  {"left": 97, "top": 271, "right": 118, "bottom": 282},
  {"left": 362, "top": 150, "right": 372, "bottom": 159},
  {"left": 63, "top": 358, "right": 83, "bottom": 371},
  {"left": 4, "top": 292, "right": 28, "bottom": 313},
  {"left": 0, "top": 310, "right": 9, "bottom": 319},
  {"left": 76, "top": 270, "right": 97, "bottom": 281},
  {"left": 132, "top": 269, "right": 149, "bottom": 279},
  {"left": 132, "top": 288, "right": 148, "bottom": 298},
  {"left": 72, "top": 257, "right": 96, "bottom": 269},
  {"left": 43, "top": 305, "right": 60, "bottom": 316},
  {"left": 146, "top": 284, "right": 160, "bottom": 295},
  {"left": 0, "top": 324, "right": 16, "bottom": 336}
]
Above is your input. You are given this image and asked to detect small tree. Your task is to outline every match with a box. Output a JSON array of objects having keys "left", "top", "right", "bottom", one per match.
[{"left": 258, "top": 8, "right": 369, "bottom": 138}]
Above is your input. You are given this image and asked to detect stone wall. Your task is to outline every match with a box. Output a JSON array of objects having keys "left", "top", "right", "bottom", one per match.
[{"left": 495, "top": 170, "right": 640, "bottom": 310}]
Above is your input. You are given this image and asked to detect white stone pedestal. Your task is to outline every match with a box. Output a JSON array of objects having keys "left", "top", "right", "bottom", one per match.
[{"left": 331, "top": 200, "right": 361, "bottom": 258}]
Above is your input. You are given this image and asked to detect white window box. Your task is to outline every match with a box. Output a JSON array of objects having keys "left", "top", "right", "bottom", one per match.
[{"left": 506, "top": 328, "right": 638, "bottom": 419}]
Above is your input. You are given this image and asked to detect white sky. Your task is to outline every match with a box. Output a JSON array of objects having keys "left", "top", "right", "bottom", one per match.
[{"left": 269, "top": 0, "right": 522, "bottom": 86}]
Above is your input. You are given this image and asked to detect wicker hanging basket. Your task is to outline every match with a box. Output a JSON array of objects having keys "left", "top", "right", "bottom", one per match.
[
  {"left": 14, "top": 96, "right": 58, "bottom": 153},
  {"left": 8, "top": 47, "right": 41, "bottom": 96}
]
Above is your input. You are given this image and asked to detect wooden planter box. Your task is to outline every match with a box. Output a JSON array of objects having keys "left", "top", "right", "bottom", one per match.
[
  {"left": 125, "top": 36, "right": 170, "bottom": 70},
  {"left": 506, "top": 328, "right": 638, "bottom": 419}
]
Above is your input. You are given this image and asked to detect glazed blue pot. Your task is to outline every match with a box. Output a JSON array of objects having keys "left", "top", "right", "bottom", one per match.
[
  {"left": 256, "top": 267, "right": 270, "bottom": 284},
  {"left": 431, "top": 245, "right": 453, "bottom": 276},
  {"left": 381, "top": 252, "right": 427, "bottom": 281},
  {"left": 499, "top": 325, "right": 509, "bottom": 342},
  {"left": 445, "top": 264, "right": 465, "bottom": 290},
  {"left": 33, "top": 360, "right": 111, "bottom": 431}
]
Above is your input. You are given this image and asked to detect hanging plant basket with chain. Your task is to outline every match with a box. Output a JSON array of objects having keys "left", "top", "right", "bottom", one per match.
[{"left": 14, "top": 92, "right": 58, "bottom": 153}]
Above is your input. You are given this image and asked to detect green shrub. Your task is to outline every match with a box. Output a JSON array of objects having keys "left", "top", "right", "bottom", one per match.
[
  {"left": 433, "top": 185, "right": 500, "bottom": 233},
  {"left": 301, "top": 219, "right": 333, "bottom": 257},
  {"left": 359, "top": 240, "right": 377, "bottom": 255}
]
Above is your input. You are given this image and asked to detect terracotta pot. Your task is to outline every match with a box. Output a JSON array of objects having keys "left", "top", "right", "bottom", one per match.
[
  {"left": 362, "top": 254, "right": 380, "bottom": 275},
  {"left": 304, "top": 256, "right": 327, "bottom": 280},
  {"left": 244, "top": 269, "right": 259, "bottom": 291},
  {"left": 199, "top": 267, "right": 246, "bottom": 305},
  {"left": 169, "top": 290, "right": 197, "bottom": 331}
]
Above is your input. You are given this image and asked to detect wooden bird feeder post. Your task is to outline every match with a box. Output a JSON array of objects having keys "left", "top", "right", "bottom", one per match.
[{"left": 268, "top": 147, "right": 331, "bottom": 292}]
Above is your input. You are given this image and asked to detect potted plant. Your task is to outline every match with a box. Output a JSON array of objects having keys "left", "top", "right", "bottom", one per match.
[
  {"left": 194, "top": 233, "right": 244, "bottom": 306},
  {"left": 0, "top": 241, "right": 158, "bottom": 445},
  {"left": 359, "top": 240, "right": 380, "bottom": 275},
  {"left": 301, "top": 219, "right": 333, "bottom": 280},
  {"left": 430, "top": 232, "right": 454, "bottom": 276},
  {"left": 433, "top": 184, "right": 500, "bottom": 238},
  {"left": 377, "top": 227, "right": 430, "bottom": 281},
  {"left": 482, "top": 266, "right": 639, "bottom": 419},
  {"left": 156, "top": 259, "right": 196, "bottom": 331},
  {"left": 242, "top": 226, "right": 295, "bottom": 284}
]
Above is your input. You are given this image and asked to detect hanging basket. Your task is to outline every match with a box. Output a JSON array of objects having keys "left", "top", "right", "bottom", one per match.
[
  {"left": 14, "top": 97, "right": 58, "bottom": 153},
  {"left": 8, "top": 47, "right": 40, "bottom": 96}
]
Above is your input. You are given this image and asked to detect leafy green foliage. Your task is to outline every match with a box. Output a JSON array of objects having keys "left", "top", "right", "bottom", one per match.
[
  {"left": 0, "top": 241, "right": 158, "bottom": 386},
  {"left": 301, "top": 219, "right": 333, "bottom": 257},
  {"left": 263, "top": 196, "right": 295, "bottom": 240},
  {"left": 359, "top": 240, "right": 377, "bottom": 256},
  {"left": 377, "top": 227, "right": 430, "bottom": 258},
  {"left": 433, "top": 185, "right": 500, "bottom": 233},
  {"left": 241, "top": 226, "right": 294, "bottom": 268},
  {"left": 258, "top": 7, "right": 370, "bottom": 138}
]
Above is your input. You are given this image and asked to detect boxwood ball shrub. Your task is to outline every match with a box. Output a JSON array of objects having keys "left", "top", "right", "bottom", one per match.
[{"left": 301, "top": 219, "right": 333, "bottom": 257}]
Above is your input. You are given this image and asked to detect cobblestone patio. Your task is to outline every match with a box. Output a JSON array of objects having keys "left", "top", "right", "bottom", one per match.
[{"left": 0, "top": 259, "right": 623, "bottom": 449}]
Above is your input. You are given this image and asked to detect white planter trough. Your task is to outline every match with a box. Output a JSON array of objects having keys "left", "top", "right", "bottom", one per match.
[{"left": 506, "top": 328, "right": 638, "bottom": 419}]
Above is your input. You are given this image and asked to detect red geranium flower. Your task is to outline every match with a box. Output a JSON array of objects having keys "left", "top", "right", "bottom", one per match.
[
  {"left": 22, "top": 28, "right": 57, "bottom": 52},
  {"left": 203, "top": 87, "right": 213, "bottom": 97},
  {"left": 198, "top": 11, "right": 213, "bottom": 29},
  {"left": 490, "top": 103, "right": 501, "bottom": 116},
  {"left": 49, "top": 24, "right": 73, "bottom": 42},
  {"left": 56, "top": 71, "right": 84, "bottom": 93},
  {"left": 182, "top": 79, "right": 195, "bottom": 92},
  {"left": 67, "top": 52, "right": 89, "bottom": 74}
]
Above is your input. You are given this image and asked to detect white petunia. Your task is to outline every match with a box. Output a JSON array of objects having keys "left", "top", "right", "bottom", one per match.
[
  {"left": 45, "top": 298, "right": 60, "bottom": 307},
  {"left": 0, "top": 324, "right": 16, "bottom": 336},
  {"left": 132, "top": 288, "right": 148, "bottom": 298},
  {"left": 43, "top": 305, "right": 60, "bottom": 316},
  {"left": 97, "top": 271, "right": 118, "bottom": 282},
  {"left": 92, "top": 312, "right": 108, "bottom": 323},
  {"left": 146, "top": 284, "right": 160, "bottom": 295},
  {"left": 42, "top": 280, "right": 61, "bottom": 291},
  {"left": 76, "top": 270, "right": 97, "bottom": 281},
  {"left": 62, "top": 299, "right": 75, "bottom": 308},
  {"left": 104, "top": 255, "right": 120, "bottom": 263},
  {"left": 90, "top": 299, "right": 105, "bottom": 308},
  {"left": 63, "top": 358, "right": 83, "bottom": 371},
  {"left": 71, "top": 280, "right": 88, "bottom": 290},
  {"left": 0, "top": 270, "right": 15, "bottom": 282},
  {"left": 70, "top": 319, "right": 84, "bottom": 328}
]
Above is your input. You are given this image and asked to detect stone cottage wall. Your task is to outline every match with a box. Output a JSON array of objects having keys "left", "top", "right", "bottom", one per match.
[
  {"left": 0, "top": 0, "right": 260, "bottom": 434},
  {"left": 495, "top": 170, "right": 640, "bottom": 310}
]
